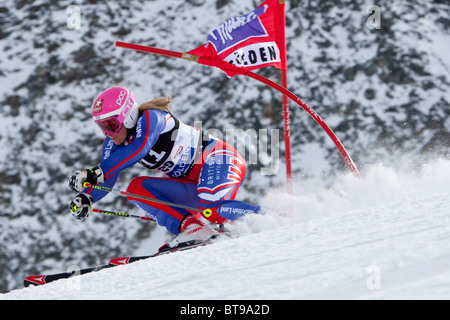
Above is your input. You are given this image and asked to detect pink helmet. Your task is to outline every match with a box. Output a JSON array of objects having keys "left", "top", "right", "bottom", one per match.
[{"left": 92, "top": 86, "right": 139, "bottom": 135}]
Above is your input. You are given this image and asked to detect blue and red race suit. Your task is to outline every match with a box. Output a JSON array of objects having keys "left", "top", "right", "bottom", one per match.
[{"left": 84, "top": 109, "right": 260, "bottom": 234}]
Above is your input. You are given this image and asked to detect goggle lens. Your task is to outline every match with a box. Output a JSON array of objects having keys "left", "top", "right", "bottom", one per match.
[{"left": 95, "top": 117, "right": 122, "bottom": 136}]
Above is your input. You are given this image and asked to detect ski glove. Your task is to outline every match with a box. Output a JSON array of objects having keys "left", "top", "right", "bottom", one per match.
[
  {"left": 70, "top": 193, "right": 94, "bottom": 221},
  {"left": 68, "top": 165, "right": 104, "bottom": 192}
]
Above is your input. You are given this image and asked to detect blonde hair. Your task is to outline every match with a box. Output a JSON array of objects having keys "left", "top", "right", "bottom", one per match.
[{"left": 138, "top": 96, "right": 172, "bottom": 113}]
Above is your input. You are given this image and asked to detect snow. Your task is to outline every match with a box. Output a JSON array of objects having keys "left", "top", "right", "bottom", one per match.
[{"left": 1, "top": 158, "right": 449, "bottom": 300}]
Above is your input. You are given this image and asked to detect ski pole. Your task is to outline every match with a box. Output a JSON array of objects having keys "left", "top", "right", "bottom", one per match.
[
  {"left": 84, "top": 183, "right": 213, "bottom": 218},
  {"left": 92, "top": 208, "right": 153, "bottom": 222}
]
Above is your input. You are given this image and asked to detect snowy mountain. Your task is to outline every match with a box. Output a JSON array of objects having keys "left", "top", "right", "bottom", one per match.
[
  {"left": 0, "top": 0, "right": 449, "bottom": 294},
  {"left": 2, "top": 159, "right": 450, "bottom": 300}
]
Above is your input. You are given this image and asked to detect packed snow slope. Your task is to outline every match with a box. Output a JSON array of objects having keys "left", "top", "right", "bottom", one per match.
[{"left": 2, "top": 158, "right": 449, "bottom": 300}]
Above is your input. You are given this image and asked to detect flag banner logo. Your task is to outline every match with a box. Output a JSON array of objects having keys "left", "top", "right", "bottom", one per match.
[
  {"left": 207, "top": 5, "right": 268, "bottom": 54},
  {"left": 224, "top": 41, "right": 280, "bottom": 68},
  {"left": 187, "top": 0, "right": 286, "bottom": 77}
]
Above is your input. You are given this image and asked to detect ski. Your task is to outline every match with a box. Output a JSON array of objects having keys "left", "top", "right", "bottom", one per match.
[
  {"left": 23, "top": 225, "right": 231, "bottom": 288},
  {"left": 23, "top": 237, "right": 219, "bottom": 287},
  {"left": 109, "top": 224, "right": 231, "bottom": 266},
  {"left": 24, "top": 264, "right": 110, "bottom": 287},
  {"left": 109, "top": 239, "right": 215, "bottom": 266}
]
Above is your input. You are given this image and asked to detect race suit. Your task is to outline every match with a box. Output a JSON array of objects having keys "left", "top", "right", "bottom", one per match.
[{"left": 84, "top": 109, "right": 259, "bottom": 234}]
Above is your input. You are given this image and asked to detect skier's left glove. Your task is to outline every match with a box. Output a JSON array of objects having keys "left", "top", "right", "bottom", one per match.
[
  {"left": 68, "top": 165, "right": 104, "bottom": 192},
  {"left": 70, "top": 193, "right": 94, "bottom": 222}
]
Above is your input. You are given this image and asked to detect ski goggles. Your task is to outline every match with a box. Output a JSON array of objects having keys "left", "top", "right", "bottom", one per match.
[{"left": 94, "top": 116, "right": 123, "bottom": 136}]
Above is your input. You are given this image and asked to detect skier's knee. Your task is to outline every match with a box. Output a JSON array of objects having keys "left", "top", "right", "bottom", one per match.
[
  {"left": 199, "top": 203, "right": 227, "bottom": 225},
  {"left": 127, "top": 176, "right": 147, "bottom": 194}
]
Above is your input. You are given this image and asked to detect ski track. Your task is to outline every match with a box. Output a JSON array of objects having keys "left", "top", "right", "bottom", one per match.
[{"left": 1, "top": 160, "right": 450, "bottom": 300}]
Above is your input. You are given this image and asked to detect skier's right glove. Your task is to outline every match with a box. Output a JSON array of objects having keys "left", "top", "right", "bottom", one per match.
[
  {"left": 68, "top": 165, "right": 104, "bottom": 193},
  {"left": 70, "top": 193, "right": 94, "bottom": 222}
]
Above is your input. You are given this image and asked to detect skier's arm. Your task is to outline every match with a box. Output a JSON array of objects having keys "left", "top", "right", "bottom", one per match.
[
  {"left": 82, "top": 138, "right": 123, "bottom": 203},
  {"left": 85, "top": 110, "right": 167, "bottom": 203},
  {"left": 69, "top": 110, "right": 167, "bottom": 204}
]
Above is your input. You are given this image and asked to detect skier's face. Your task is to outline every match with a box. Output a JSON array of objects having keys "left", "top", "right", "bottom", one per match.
[{"left": 107, "top": 125, "right": 127, "bottom": 145}]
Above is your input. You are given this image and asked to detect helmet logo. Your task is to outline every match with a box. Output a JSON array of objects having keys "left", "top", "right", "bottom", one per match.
[
  {"left": 116, "top": 90, "right": 127, "bottom": 106},
  {"left": 93, "top": 99, "right": 103, "bottom": 114},
  {"left": 121, "top": 100, "right": 133, "bottom": 118}
]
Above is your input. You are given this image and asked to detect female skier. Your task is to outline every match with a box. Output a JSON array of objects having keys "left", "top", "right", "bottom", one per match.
[{"left": 68, "top": 86, "right": 259, "bottom": 247}]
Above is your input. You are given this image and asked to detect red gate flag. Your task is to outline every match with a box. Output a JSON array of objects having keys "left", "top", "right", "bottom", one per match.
[{"left": 187, "top": 0, "right": 287, "bottom": 77}]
